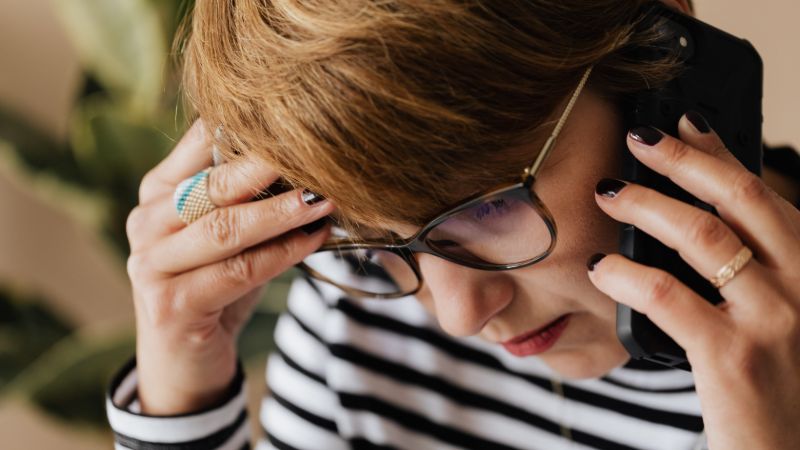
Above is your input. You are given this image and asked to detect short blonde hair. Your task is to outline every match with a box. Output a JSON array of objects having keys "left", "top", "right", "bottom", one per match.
[{"left": 177, "top": 0, "right": 680, "bottom": 239}]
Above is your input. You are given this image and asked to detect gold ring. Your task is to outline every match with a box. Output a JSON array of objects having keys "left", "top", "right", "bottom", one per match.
[{"left": 709, "top": 246, "right": 753, "bottom": 289}]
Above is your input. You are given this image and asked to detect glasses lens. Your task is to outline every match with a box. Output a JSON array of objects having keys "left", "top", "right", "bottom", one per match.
[
  {"left": 302, "top": 247, "right": 419, "bottom": 297},
  {"left": 425, "top": 191, "right": 552, "bottom": 265}
]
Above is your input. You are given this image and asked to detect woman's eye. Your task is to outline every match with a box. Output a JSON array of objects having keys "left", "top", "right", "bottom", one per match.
[{"left": 473, "top": 199, "right": 511, "bottom": 220}]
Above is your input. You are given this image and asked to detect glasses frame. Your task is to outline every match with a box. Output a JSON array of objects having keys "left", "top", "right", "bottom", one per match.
[{"left": 297, "top": 66, "right": 594, "bottom": 299}]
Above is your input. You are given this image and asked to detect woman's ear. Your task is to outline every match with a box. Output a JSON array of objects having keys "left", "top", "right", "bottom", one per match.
[{"left": 660, "top": 0, "right": 694, "bottom": 16}]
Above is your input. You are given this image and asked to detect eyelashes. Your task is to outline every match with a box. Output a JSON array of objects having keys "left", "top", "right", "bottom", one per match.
[{"left": 474, "top": 199, "right": 511, "bottom": 221}]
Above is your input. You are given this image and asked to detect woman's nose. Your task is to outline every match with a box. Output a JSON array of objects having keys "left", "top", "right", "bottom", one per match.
[{"left": 417, "top": 254, "right": 514, "bottom": 337}]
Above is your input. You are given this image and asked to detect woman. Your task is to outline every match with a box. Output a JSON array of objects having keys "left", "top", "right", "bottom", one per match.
[{"left": 107, "top": 0, "right": 800, "bottom": 449}]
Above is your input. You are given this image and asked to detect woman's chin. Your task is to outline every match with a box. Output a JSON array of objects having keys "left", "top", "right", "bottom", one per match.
[{"left": 538, "top": 341, "right": 630, "bottom": 379}]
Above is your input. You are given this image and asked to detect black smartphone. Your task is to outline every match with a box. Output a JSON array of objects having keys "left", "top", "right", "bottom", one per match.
[{"left": 615, "top": 2, "right": 763, "bottom": 370}]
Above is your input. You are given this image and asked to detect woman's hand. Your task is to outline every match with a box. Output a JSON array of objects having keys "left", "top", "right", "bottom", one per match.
[
  {"left": 126, "top": 119, "right": 334, "bottom": 415},
  {"left": 587, "top": 112, "right": 800, "bottom": 449}
]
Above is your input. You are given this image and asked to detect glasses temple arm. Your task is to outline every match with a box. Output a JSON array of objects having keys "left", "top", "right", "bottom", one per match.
[{"left": 523, "top": 65, "right": 594, "bottom": 183}]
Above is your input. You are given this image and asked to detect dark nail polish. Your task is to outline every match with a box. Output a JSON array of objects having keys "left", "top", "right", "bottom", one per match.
[
  {"left": 301, "top": 189, "right": 325, "bottom": 205},
  {"left": 595, "top": 178, "right": 627, "bottom": 198},
  {"left": 629, "top": 126, "right": 664, "bottom": 146},
  {"left": 300, "top": 218, "right": 327, "bottom": 235},
  {"left": 587, "top": 253, "right": 606, "bottom": 271},
  {"left": 685, "top": 110, "right": 711, "bottom": 133}
]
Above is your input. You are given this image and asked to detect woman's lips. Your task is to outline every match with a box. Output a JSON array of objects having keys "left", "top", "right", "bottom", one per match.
[{"left": 501, "top": 314, "right": 571, "bottom": 357}]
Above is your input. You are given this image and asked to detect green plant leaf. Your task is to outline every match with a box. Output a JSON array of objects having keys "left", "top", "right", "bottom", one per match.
[
  {"left": 68, "top": 94, "right": 182, "bottom": 253},
  {"left": 70, "top": 95, "right": 175, "bottom": 186},
  {"left": 51, "top": 0, "right": 167, "bottom": 119},
  {"left": 0, "top": 138, "right": 111, "bottom": 232},
  {"left": 0, "top": 285, "right": 73, "bottom": 391},
  {"left": 9, "top": 329, "right": 134, "bottom": 427},
  {"left": 0, "top": 108, "right": 84, "bottom": 188}
]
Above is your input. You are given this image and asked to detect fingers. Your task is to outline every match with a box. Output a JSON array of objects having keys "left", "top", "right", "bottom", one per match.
[
  {"left": 593, "top": 178, "right": 774, "bottom": 304},
  {"left": 129, "top": 153, "right": 283, "bottom": 251},
  {"left": 146, "top": 188, "right": 334, "bottom": 274},
  {"left": 587, "top": 253, "right": 731, "bottom": 352},
  {"left": 205, "top": 157, "right": 281, "bottom": 207},
  {"left": 168, "top": 227, "right": 331, "bottom": 314},
  {"left": 677, "top": 112, "right": 742, "bottom": 168},
  {"left": 139, "top": 119, "right": 214, "bottom": 205},
  {"left": 679, "top": 114, "right": 800, "bottom": 237},
  {"left": 127, "top": 199, "right": 186, "bottom": 252},
  {"left": 626, "top": 115, "right": 800, "bottom": 268}
]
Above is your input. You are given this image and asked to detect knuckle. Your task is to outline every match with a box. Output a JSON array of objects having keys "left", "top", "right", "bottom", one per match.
[
  {"left": 644, "top": 271, "right": 677, "bottom": 306},
  {"left": 203, "top": 207, "right": 240, "bottom": 248},
  {"left": 686, "top": 212, "right": 729, "bottom": 249},
  {"left": 731, "top": 171, "right": 768, "bottom": 204},
  {"left": 220, "top": 253, "right": 257, "bottom": 286},
  {"left": 256, "top": 236, "right": 300, "bottom": 277},
  {"left": 126, "top": 252, "right": 149, "bottom": 281},
  {"left": 663, "top": 139, "right": 692, "bottom": 168},
  {"left": 275, "top": 234, "right": 302, "bottom": 263},
  {"left": 126, "top": 205, "right": 147, "bottom": 237},
  {"left": 267, "top": 193, "right": 301, "bottom": 226},
  {"left": 708, "top": 144, "right": 731, "bottom": 159},
  {"left": 206, "top": 167, "right": 229, "bottom": 204},
  {"left": 138, "top": 170, "right": 157, "bottom": 202},
  {"left": 623, "top": 186, "right": 649, "bottom": 210},
  {"left": 279, "top": 193, "right": 301, "bottom": 218}
]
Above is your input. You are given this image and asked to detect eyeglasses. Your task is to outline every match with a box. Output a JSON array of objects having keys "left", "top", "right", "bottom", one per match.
[{"left": 297, "top": 66, "right": 594, "bottom": 299}]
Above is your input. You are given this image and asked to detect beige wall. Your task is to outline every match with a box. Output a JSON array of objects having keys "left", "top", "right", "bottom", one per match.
[
  {"left": 0, "top": 1, "right": 797, "bottom": 449},
  {"left": 0, "top": 0, "right": 80, "bottom": 140}
]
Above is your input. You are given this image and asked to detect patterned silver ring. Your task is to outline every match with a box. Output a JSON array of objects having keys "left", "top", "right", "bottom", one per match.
[{"left": 173, "top": 167, "right": 217, "bottom": 224}]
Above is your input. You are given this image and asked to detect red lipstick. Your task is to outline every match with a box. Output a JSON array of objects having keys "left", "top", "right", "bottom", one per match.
[{"left": 502, "top": 314, "right": 570, "bottom": 357}]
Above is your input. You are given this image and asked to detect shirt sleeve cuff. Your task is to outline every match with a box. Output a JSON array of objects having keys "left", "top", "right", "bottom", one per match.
[{"left": 105, "top": 357, "right": 250, "bottom": 449}]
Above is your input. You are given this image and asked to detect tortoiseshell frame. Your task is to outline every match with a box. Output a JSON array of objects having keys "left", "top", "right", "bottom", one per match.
[{"left": 297, "top": 67, "right": 594, "bottom": 299}]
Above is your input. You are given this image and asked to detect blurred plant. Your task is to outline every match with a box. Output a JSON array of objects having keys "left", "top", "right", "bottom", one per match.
[{"left": 0, "top": 0, "right": 291, "bottom": 429}]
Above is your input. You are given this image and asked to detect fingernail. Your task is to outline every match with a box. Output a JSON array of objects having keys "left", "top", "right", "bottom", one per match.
[
  {"left": 301, "top": 189, "right": 326, "bottom": 206},
  {"left": 300, "top": 218, "right": 327, "bottom": 235},
  {"left": 685, "top": 110, "right": 711, "bottom": 134},
  {"left": 629, "top": 126, "right": 664, "bottom": 146},
  {"left": 586, "top": 253, "right": 606, "bottom": 271},
  {"left": 595, "top": 178, "right": 627, "bottom": 198}
]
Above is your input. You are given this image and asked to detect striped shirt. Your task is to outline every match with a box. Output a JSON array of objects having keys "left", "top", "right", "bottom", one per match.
[
  {"left": 106, "top": 145, "right": 798, "bottom": 450},
  {"left": 107, "top": 272, "right": 707, "bottom": 450}
]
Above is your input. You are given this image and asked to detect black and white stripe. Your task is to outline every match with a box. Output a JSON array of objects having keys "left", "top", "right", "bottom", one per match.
[
  {"left": 106, "top": 359, "right": 251, "bottom": 450},
  {"left": 106, "top": 271, "right": 705, "bottom": 450},
  {"left": 106, "top": 272, "right": 707, "bottom": 449}
]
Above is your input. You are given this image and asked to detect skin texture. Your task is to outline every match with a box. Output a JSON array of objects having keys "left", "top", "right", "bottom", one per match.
[
  {"left": 589, "top": 118, "right": 800, "bottom": 449},
  {"left": 404, "top": 75, "right": 800, "bottom": 450},
  {"left": 383, "top": 0, "right": 696, "bottom": 380},
  {"left": 129, "top": 0, "right": 800, "bottom": 446},
  {"left": 396, "top": 88, "right": 631, "bottom": 379},
  {"left": 128, "top": 121, "right": 336, "bottom": 415}
]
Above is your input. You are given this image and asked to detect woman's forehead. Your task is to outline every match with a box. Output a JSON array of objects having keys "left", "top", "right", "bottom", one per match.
[{"left": 322, "top": 134, "right": 577, "bottom": 240}]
